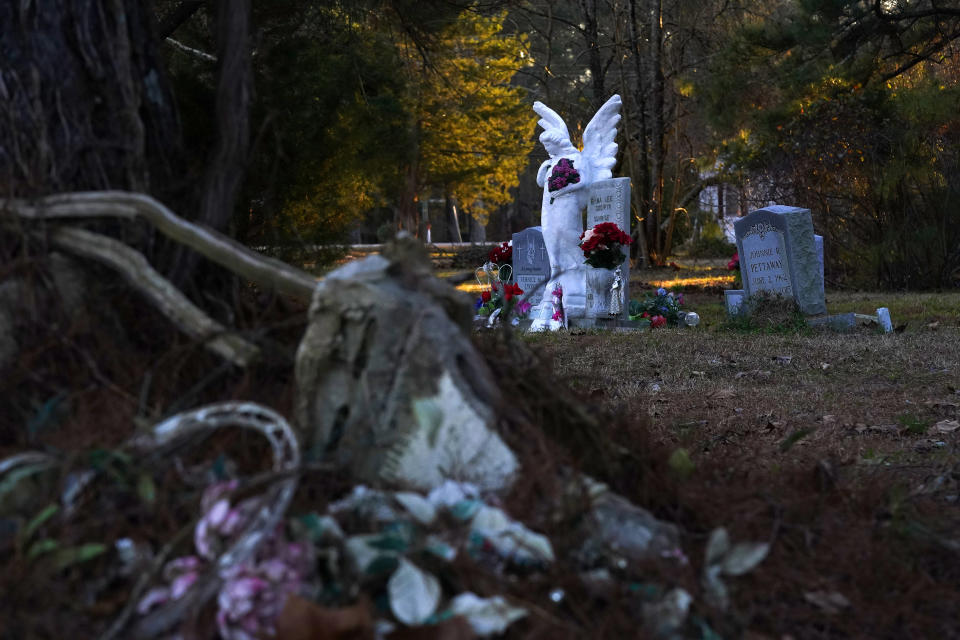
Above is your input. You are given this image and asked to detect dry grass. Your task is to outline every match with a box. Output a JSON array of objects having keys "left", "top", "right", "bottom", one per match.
[
  {"left": 515, "top": 266, "right": 960, "bottom": 639},
  {"left": 4, "top": 252, "right": 959, "bottom": 639}
]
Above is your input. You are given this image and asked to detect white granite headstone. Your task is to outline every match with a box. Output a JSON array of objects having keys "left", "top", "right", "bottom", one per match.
[
  {"left": 734, "top": 206, "right": 826, "bottom": 316},
  {"left": 585, "top": 177, "right": 631, "bottom": 319}
]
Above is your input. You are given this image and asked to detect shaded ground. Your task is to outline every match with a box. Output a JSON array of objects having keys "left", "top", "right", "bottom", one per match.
[
  {"left": 2, "top": 255, "right": 959, "bottom": 639},
  {"left": 520, "top": 263, "right": 960, "bottom": 638}
]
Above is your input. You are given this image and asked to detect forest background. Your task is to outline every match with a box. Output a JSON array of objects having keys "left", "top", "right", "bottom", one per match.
[{"left": 3, "top": 0, "right": 960, "bottom": 290}]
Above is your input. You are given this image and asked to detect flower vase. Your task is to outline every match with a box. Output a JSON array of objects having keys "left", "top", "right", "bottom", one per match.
[{"left": 585, "top": 266, "right": 616, "bottom": 318}]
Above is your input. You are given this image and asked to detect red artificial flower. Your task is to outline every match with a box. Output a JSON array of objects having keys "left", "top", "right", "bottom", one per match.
[
  {"left": 481, "top": 290, "right": 492, "bottom": 302},
  {"left": 489, "top": 241, "right": 512, "bottom": 266},
  {"left": 641, "top": 312, "right": 649, "bottom": 318},
  {"left": 727, "top": 252, "right": 739, "bottom": 271},
  {"left": 651, "top": 315, "right": 667, "bottom": 328},
  {"left": 503, "top": 282, "right": 523, "bottom": 301}
]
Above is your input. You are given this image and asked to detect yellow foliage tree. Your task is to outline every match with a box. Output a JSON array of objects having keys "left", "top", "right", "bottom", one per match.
[{"left": 397, "top": 11, "right": 537, "bottom": 233}]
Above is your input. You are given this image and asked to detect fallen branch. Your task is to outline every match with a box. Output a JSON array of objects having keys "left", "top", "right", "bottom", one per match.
[
  {"left": 50, "top": 226, "right": 260, "bottom": 367},
  {"left": 4, "top": 191, "right": 317, "bottom": 301}
]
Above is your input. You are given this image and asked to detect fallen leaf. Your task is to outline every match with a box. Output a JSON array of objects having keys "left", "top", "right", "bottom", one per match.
[
  {"left": 276, "top": 594, "right": 374, "bottom": 640},
  {"left": 933, "top": 419, "right": 960, "bottom": 433},
  {"left": 388, "top": 559, "right": 441, "bottom": 625},
  {"left": 820, "top": 415, "right": 837, "bottom": 424},
  {"left": 927, "top": 321, "right": 940, "bottom": 330},
  {"left": 691, "top": 371, "right": 706, "bottom": 378},
  {"left": 931, "top": 401, "right": 959, "bottom": 415},
  {"left": 804, "top": 590, "right": 850, "bottom": 614},
  {"left": 871, "top": 424, "right": 899, "bottom": 433},
  {"left": 711, "top": 388, "right": 736, "bottom": 400},
  {"left": 820, "top": 362, "right": 831, "bottom": 370},
  {"left": 704, "top": 528, "right": 731, "bottom": 566},
  {"left": 765, "top": 420, "right": 786, "bottom": 431},
  {"left": 720, "top": 542, "right": 770, "bottom": 576},
  {"left": 735, "top": 370, "right": 772, "bottom": 379},
  {"left": 773, "top": 355, "right": 793, "bottom": 364}
]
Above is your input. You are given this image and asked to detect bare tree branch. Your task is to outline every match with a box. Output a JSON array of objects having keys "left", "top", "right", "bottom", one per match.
[
  {"left": 4, "top": 191, "right": 317, "bottom": 300},
  {"left": 49, "top": 226, "right": 260, "bottom": 367}
]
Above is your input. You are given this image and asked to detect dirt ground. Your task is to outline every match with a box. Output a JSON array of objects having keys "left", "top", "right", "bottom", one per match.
[
  {"left": 2, "top": 257, "right": 959, "bottom": 639},
  {"left": 515, "top": 267, "right": 960, "bottom": 639}
]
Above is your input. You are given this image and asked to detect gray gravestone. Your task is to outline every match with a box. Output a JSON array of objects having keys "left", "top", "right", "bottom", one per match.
[
  {"left": 585, "top": 177, "right": 631, "bottom": 319},
  {"left": 734, "top": 206, "right": 826, "bottom": 316},
  {"left": 512, "top": 226, "right": 550, "bottom": 306}
]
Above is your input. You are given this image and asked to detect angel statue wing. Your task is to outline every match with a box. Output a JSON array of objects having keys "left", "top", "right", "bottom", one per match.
[
  {"left": 581, "top": 94, "right": 622, "bottom": 182},
  {"left": 532, "top": 101, "right": 578, "bottom": 158}
]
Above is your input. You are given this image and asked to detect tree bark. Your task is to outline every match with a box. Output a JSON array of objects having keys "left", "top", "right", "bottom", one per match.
[
  {"left": 167, "top": 0, "right": 252, "bottom": 285},
  {"left": 0, "top": 0, "right": 180, "bottom": 199},
  {"left": 446, "top": 195, "right": 463, "bottom": 243},
  {"left": 647, "top": 0, "right": 664, "bottom": 262},
  {"left": 199, "top": 0, "right": 252, "bottom": 233},
  {"left": 579, "top": 0, "right": 605, "bottom": 106}
]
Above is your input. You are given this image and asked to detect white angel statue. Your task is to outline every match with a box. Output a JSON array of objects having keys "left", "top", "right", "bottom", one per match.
[{"left": 529, "top": 95, "right": 622, "bottom": 329}]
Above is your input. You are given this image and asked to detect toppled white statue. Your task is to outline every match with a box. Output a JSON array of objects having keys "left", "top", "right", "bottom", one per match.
[{"left": 530, "top": 95, "right": 622, "bottom": 330}]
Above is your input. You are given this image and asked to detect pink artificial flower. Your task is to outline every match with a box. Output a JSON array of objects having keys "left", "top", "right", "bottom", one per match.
[
  {"left": 651, "top": 315, "right": 667, "bottom": 328},
  {"left": 163, "top": 555, "right": 202, "bottom": 580},
  {"left": 207, "top": 499, "right": 231, "bottom": 529},
  {"left": 137, "top": 586, "right": 170, "bottom": 614},
  {"left": 201, "top": 480, "right": 239, "bottom": 513},
  {"left": 170, "top": 571, "right": 199, "bottom": 599}
]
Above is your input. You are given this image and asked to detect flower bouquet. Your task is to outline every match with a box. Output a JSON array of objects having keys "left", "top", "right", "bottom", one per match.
[
  {"left": 547, "top": 158, "right": 580, "bottom": 193},
  {"left": 728, "top": 251, "right": 741, "bottom": 288},
  {"left": 629, "top": 287, "right": 685, "bottom": 328},
  {"left": 475, "top": 282, "right": 530, "bottom": 324},
  {"left": 579, "top": 222, "right": 633, "bottom": 270},
  {"left": 488, "top": 241, "right": 512, "bottom": 267}
]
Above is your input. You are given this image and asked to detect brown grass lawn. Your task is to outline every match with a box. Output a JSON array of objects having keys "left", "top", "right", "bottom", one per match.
[
  {"left": 3, "top": 256, "right": 959, "bottom": 639},
  {"left": 511, "top": 264, "right": 960, "bottom": 639}
]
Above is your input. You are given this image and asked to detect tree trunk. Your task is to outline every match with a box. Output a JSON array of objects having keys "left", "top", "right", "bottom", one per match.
[
  {"left": 446, "top": 195, "right": 463, "bottom": 243},
  {"left": 628, "top": 0, "right": 652, "bottom": 266},
  {"left": 580, "top": 0, "right": 605, "bottom": 106},
  {"left": 647, "top": 0, "right": 664, "bottom": 263},
  {"left": 468, "top": 211, "right": 486, "bottom": 243},
  {"left": 397, "top": 120, "right": 421, "bottom": 236},
  {"left": 167, "top": 0, "right": 252, "bottom": 286},
  {"left": 198, "top": 0, "right": 252, "bottom": 233},
  {"left": 398, "top": 162, "right": 420, "bottom": 236},
  {"left": 0, "top": 0, "right": 180, "bottom": 199}
]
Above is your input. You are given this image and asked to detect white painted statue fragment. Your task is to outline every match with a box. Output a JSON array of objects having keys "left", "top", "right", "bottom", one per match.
[{"left": 529, "top": 95, "right": 622, "bottom": 329}]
